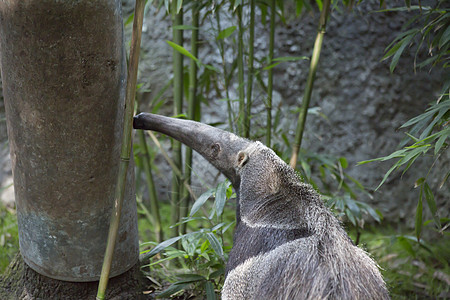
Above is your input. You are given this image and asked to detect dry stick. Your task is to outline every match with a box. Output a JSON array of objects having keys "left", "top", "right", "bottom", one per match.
[
  {"left": 289, "top": 0, "right": 331, "bottom": 169},
  {"left": 96, "top": 0, "right": 145, "bottom": 299}
]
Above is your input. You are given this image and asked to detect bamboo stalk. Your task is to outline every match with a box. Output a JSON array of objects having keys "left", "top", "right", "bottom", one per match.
[
  {"left": 147, "top": 131, "right": 197, "bottom": 202},
  {"left": 96, "top": 0, "right": 145, "bottom": 298},
  {"left": 216, "top": 10, "right": 235, "bottom": 132},
  {"left": 244, "top": 0, "right": 255, "bottom": 138},
  {"left": 180, "top": 2, "right": 200, "bottom": 236},
  {"left": 237, "top": 4, "right": 245, "bottom": 136},
  {"left": 266, "top": 0, "right": 276, "bottom": 147},
  {"left": 289, "top": 0, "right": 331, "bottom": 168},
  {"left": 137, "top": 128, "right": 163, "bottom": 242},
  {"left": 170, "top": 3, "right": 184, "bottom": 239}
]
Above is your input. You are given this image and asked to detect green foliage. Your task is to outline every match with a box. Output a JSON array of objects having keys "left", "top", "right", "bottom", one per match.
[
  {"left": 379, "top": 1, "right": 449, "bottom": 72},
  {"left": 0, "top": 202, "right": 19, "bottom": 273},
  {"left": 360, "top": 0, "right": 449, "bottom": 248},
  {"left": 140, "top": 181, "right": 235, "bottom": 298},
  {"left": 357, "top": 226, "right": 450, "bottom": 299}
]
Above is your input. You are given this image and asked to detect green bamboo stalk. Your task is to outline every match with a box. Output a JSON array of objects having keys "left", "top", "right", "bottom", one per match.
[
  {"left": 237, "top": 4, "right": 245, "bottom": 136},
  {"left": 170, "top": 3, "right": 184, "bottom": 239},
  {"left": 266, "top": 0, "right": 276, "bottom": 147},
  {"left": 180, "top": 2, "right": 200, "bottom": 236},
  {"left": 244, "top": 0, "right": 255, "bottom": 138},
  {"left": 289, "top": 0, "right": 331, "bottom": 168},
  {"left": 96, "top": 0, "right": 145, "bottom": 298},
  {"left": 137, "top": 128, "right": 163, "bottom": 242},
  {"left": 216, "top": 10, "right": 235, "bottom": 132}
]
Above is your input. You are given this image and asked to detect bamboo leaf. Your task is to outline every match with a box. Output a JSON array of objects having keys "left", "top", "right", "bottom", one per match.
[
  {"left": 375, "top": 162, "right": 399, "bottom": 190},
  {"left": 396, "top": 236, "right": 415, "bottom": 257},
  {"left": 389, "top": 34, "right": 414, "bottom": 73},
  {"left": 439, "top": 170, "right": 450, "bottom": 189},
  {"left": 176, "top": 0, "right": 183, "bottom": 14},
  {"left": 142, "top": 235, "right": 184, "bottom": 260},
  {"left": 164, "top": 0, "right": 169, "bottom": 13},
  {"left": 424, "top": 182, "right": 441, "bottom": 228},
  {"left": 177, "top": 274, "right": 207, "bottom": 282},
  {"left": 440, "top": 25, "right": 450, "bottom": 49},
  {"left": 434, "top": 129, "right": 449, "bottom": 155},
  {"left": 339, "top": 157, "right": 348, "bottom": 169},
  {"left": 414, "top": 177, "right": 425, "bottom": 188},
  {"left": 166, "top": 40, "right": 198, "bottom": 62},
  {"left": 415, "top": 187, "right": 423, "bottom": 242},
  {"left": 190, "top": 189, "right": 214, "bottom": 216},
  {"left": 157, "top": 283, "right": 190, "bottom": 298},
  {"left": 216, "top": 26, "right": 237, "bottom": 40},
  {"left": 206, "top": 232, "right": 225, "bottom": 262},
  {"left": 263, "top": 62, "right": 281, "bottom": 70},
  {"left": 215, "top": 181, "right": 229, "bottom": 217},
  {"left": 273, "top": 56, "right": 309, "bottom": 62},
  {"left": 345, "top": 208, "right": 356, "bottom": 226},
  {"left": 205, "top": 281, "right": 216, "bottom": 300}
]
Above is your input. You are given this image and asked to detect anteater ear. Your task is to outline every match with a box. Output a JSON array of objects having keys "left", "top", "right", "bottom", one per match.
[{"left": 237, "top": 151, "right": 249, "bottom": 169}]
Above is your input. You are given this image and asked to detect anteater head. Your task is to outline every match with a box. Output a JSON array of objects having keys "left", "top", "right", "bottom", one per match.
[{"left": 133, "top": 113, "right": 300, "bottom": 225}]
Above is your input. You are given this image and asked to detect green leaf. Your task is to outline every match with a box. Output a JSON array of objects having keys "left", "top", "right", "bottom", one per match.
[
  {"left": 176, "top": 0, "right": 183, "bottom": 14},
  {"left": 415, "top": 187, "right": 423, "bottom": 242},
  {"left": 300, "top": 160, "right": 311, "bottom": 181},
  {"left": 205, "top": 281, "right": 216, "bottom": 300},
  {"left": 339, "top": 157, "right": 348, "bottom": 169},
  {"left": 164, "top": 0, "right": 170, "bottom": 13},
  {"left": 177, "top": 274, "right": 207, "bottom": 282},
  {"left": 375, "top": 163, "right": 399, "bottom": 190},
  {"left": 434, "top": 129, "right": 449, "bottom": 155},
  {"left": 424, "top": 182, "right": 441, "bottom": 228},
  {"left": 414, "top": 177, "right": 425, "bottom": 188},
  {"left": 396, "top": 236, "right": 415, "bottom": 257},
  {"left": 142, "top": 235, "right": 184, "bottom": 260},
  {"left": 345, "top": 208, "right": 356, "bottom": 226},
  {"left": 215, "top": 181, "right": 229, "bottom": 217},
  {"left": 273, "top": 56, "right": 309, "bottom": 62},
  {"left": 166, "top": 40, "right": 198, "bottom": 62},
  {"left": 157, "top": 283, "right": 190, "bottom": 298},
  {"left": 209, "top": 268, "right": 224, "bottom": 279},
  {"left": 440, "top": 170, "right": 450, "bottom": 189},
  {"left": 263, "top": 62, "right": 281, "bottom": 70},
  {"left": 389, "top": 34, "right": 414, "bottom": 73},
  {"left": 206, "top": 233, "right": 225, "bottom": 262},
  {"left": 190, "top": 189, "right": 214, "bottom": 216},
  {"left": 439, "top": 24, "right": 450, "bottom": 49},
  {"left": 216, "top": 26, "right": 237, "bottom": 40}
]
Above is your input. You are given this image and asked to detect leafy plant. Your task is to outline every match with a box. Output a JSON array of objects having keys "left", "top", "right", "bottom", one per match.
[
  {"left": 140, "top": 181, "right": 236, "bottom": 299},
  {"left": 358, "top": 1, "right": 449, "bottom": 246}
]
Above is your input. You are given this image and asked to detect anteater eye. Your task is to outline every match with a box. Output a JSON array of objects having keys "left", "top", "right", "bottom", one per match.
[{"left": 211, "top": 143, "right": 220, "bottom": 158}]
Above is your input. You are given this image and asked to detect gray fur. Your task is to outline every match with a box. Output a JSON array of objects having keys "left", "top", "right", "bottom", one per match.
[{"left": 133, "top": 113, "right": 389, "bottom": 300}]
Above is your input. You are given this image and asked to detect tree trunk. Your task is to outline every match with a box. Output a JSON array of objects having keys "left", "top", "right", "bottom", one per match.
[
  {"left": 0, "top": 253, "right": 142, "bottom": 300},
  {"left": 0, "top": 0, "right": 140, "bottom": 296}
]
